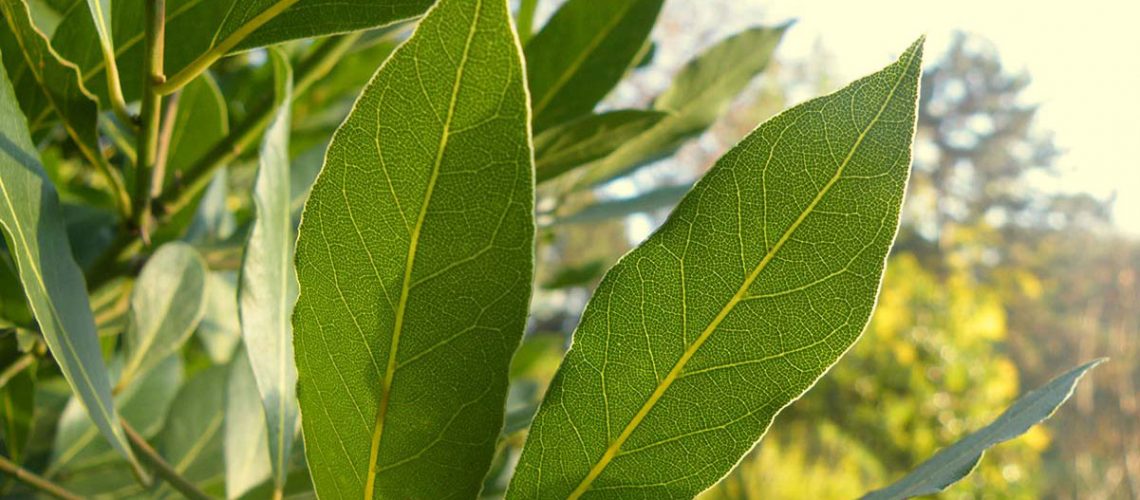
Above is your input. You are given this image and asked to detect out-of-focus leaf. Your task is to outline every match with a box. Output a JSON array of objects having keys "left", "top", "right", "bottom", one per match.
[
  {"left": 515, "top": 0, "right": 537, "bottom": 43},
  {"left": 0, "top": 354, "right": 35, "bottom": 463},
  {"left": 535, "top": 110, "right": 666, "bottom": 183},
  {"left": 0, "top": 249, "right": 33, "bottom": 329},
  {"left": 509, "top": 333, "right": 566, "bottom": 380},
  {"left": 184, "top": 168, "right": 236, "bottom": 246},
  {"left": 50, "top": 0, "right": 433, "bottom": 105},
  {"left": 49, "top": 354, "right": 183, "bottom": 475},
  {"left": 153, "top": 73, "right": 230, "bottom": 246},
  {"left": 118, "top": 242, "right": 207, "bottom": 389},
  {"left": 293, "top": 0, "right": 534, "bottom": 497},
  {"left": 239, "top": 47, "right": 297, "bottom": 492},
  {"left": 542, "top": 260, "right": 606, "bottom": 290},
  {"left": 157, "top": 365, "right": 227, "bottom": 495},
  {"left": 575, "top": 25, "right": 788, "bottom": 187},
  {"left": 508, "top": 39, "right": 924, "bottom": 498},
  {"left": 0, "top": 43, "right": 139, "bottom": 476},
  {"left": 197, "top": 271, "right": 241, "bottom": 365},
  {"left": 236, "top": 469, "right": 315, "bottom": 500},
  {"left": 554, "top": 183, "right": 693, "bottom": 226},
  {"left": 862, "top": 359, "right": 1105, "bottom": 500},
  {"left": 226, "top": 347, "right": 272, "bottom": 500},
  {"left": 525, "top": 0, "right": 664, "bottom": 132}
]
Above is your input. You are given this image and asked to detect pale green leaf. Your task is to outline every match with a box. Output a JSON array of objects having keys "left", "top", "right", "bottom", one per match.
[
  {"left": 293, "top": 0, "right": 534, "bottom": 497},
  {"left": 50, "top": 0, "right": 433, "bottom": 105},
  {"left": 240, "top": 46, "right": 297, "bottom": 491},
  {"left": 508, "top": 38, "right": 924, "bottom": 498},
  {"left": 525, "top": 0, "right": 663, "bottom": 132},
  {"left": 226, "top": 347, "right": 273, "bottom": 500},
  {"left": 574, "top": 25, "right": 788, "bottom": 188},
  {"left": 49, "top": 354, "right": 183, "bottom": 475},
  {"left": 535, "top": 110, "right": 666, "bottom": 183},
  {"left": 0, "top": 42, "right": 139, "bottom": 476},
  {"left": 552, "top": 183, "right": 693, "bottom": 226},
  {"left": 118, "top": 242, "right": 207, "bottom": 389},
  {"left": 197, "top": 271, "right": 241, "bottom": 365},
  {"left": 862, "top": 359, "right": 1105, "bottom": 500},
  {"left": 157, "top": 364, "right": 227, "bottom": 495}
]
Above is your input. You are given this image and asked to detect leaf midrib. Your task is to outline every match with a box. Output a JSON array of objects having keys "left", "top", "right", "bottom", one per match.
[
  {"left": 361, "top": 1, "right": 483, "bottom": 497},
  {"left": 566, "top": 47, "right": 919, "bottom": 498}
]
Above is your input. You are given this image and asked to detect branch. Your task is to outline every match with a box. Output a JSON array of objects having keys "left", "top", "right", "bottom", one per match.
[
  {"left": 122, "top": 421, "right": 210, "bottom": 500},
  {"left": 0, "top": 352, "right": 35, "bottom": 388},
  {"left": 154, "top": 0, "right": 300, "bottom": 95},
  {"left": 0, "top": 455, "right": 82, "bottom": 500},
  {"left": 133, "top": 0, "right": 168, "bottom": 242}
]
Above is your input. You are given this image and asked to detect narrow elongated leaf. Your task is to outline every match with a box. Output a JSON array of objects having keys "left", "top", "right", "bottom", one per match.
[
  {"left": 240, "top": 47, "right": 297, "bottom": 492},
  {"left": 226, "top": 347, "right": 272, "bottom": 500},
  {"left": 0, "top": 0, "right": 125, "bottom": 211},
  {"left": 575, "top": 25, "right": 788, "bottom": 187},
  {"left": 508, "top": 39, "right": 925, "bottom": 498},
  {"left": 552, "top": 183, "right": 694, "bottom": 226},
  {"left": 118, "top": 242, "right": 207, "bottom": 389},
  {"left": 50, "top": 0, "right": 433, "bottom": 105},
  {"left": 0, "top": 43, "right": 139, "bottom": 476},
  {"left": 525, "top": 0, "right": 663, "bottom": 132},
  {"left": 293, "top": 0, "right": 534, "bottom": 497},
  {"left": 535, "top": 110, "right": 667, "bottom": 183},
  {"left": 862, "top": 359, "right": 1105, "bottom": 500}
]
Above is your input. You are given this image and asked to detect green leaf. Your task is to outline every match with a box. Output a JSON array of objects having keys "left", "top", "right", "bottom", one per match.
[
  {"left": 197, "top": 271, "right": 241, "bottom": 364},
  {"left": 574, "top": 25, "right": 788, "bottom": 188},
  {"left": 525, "top": 0, "right": 663, "bottom": 132},
  {"left": 535, "top": 110, "right": 666, "bottom": 183},
  {"left": 862, "top": 358, "right": 1105, "bottom": 500},
  {"left": 542, "top": 260, "right": 606, "bottom": 290},
  {"left": 0, "top": 0, "right": 127, "bottom": 212},
  {"left": 293, "top": 0, "right": 534, "bottom": 497},
  {"left": 0, "top": 355, "right": 35, "bottom": 463},
  {"left": 0, "top": 40, "right": 140, "bottom": 477},
  {"left": 118, "top": 242, "right": 207, "bottom": 389},
  {"left": 226, "top": 346, "right": 272, "bottom": 500},
  {"left": 239, "top": 47, "right": 297, "bottom": 492},
  {"left": 158, "top": 364, "right": 227, "bottom": 494},
  {"left": 514, "top": 0, "right": 537, "bottom": 43},
  {"left": 508, "top": 38, "right": 925, "bottom": 498},
  {"left": 553, "top": 183, "right": 693, "bottom": 226},
  {"left": 50, "top": 0, "right": 433, "bottom": 105},
  {"left": 49, "top": 354, "right": 183, "bottom": 474}
]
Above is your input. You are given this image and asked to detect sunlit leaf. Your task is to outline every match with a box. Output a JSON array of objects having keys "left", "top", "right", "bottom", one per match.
[
  {"left": 535, "top": 110, "right": 666, "bottom": 183},
  {"left": 226, "top": 347, "right": 272, "bottom": 500},
  {"left": 525, "top": 0, "right": 664, "bottom": 132},
  {"left": 118, "top": 242, "right": 207, "bottom": 389},
  {"left": 862, "top": 359, "right": 1105, "bottom": 500},
  {"left": 197, "top": 271, "right": 241, "bottom": 365},
  {"left": 0, "top": 44, "right": 139, "bottom": 476},
  {"left": 239, "top": 46, "right": 298, "bottom": 493},
  {"left": 574, "top": 25, "right": 788, "bottom": 188},
  {"left": 293, "top": 0, "right": 534, "bottom": 497},
  {"left": 509, "top": 38, "right": 924, "bottom": 498}
]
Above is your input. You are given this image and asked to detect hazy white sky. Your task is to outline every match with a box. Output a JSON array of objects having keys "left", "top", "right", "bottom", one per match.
[{"left": 734, "top": 0, "right": 1140, "bottom": 234}]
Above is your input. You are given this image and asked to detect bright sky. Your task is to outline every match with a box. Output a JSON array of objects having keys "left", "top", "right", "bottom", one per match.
[{"left": 709, "top": 0, "right": 1140, "bottom": 234}]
